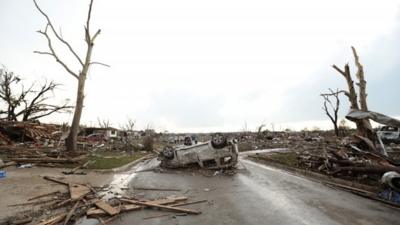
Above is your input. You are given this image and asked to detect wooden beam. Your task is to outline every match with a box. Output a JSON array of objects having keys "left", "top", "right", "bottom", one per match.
[
  {"left": 94, "top": 200, "right": 120, "bottom": 216},
  {"left": 121, "top": 199, "right": 201, "bottom": 215}
]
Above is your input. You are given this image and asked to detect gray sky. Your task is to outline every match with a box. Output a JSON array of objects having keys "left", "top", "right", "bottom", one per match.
[{"left": 1, "top": 0, "right": 400, "bottom": 132}]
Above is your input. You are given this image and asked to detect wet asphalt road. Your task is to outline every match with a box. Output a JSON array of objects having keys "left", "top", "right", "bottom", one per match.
[{"left": 106, "top": 156, "right": 400, "bottom": 225}]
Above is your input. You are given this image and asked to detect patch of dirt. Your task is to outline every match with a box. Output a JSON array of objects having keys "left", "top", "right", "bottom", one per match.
[{"left": 0, "top": 167, "right": 113, "bottom": 222}]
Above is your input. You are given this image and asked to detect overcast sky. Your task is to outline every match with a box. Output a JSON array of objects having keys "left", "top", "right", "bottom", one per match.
[{"left": 1, "top": 0, "right": 400, "bottom": 132}]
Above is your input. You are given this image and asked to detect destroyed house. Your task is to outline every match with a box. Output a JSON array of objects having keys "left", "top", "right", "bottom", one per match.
[
  {"left": 80, "top": 127, "right": 119, "bottom": 139},
  {"left": 0, "top": 121, "right": 59, "bottom": 144}
]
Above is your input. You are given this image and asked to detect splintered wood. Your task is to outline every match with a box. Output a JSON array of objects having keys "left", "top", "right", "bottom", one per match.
[
  {"left": 87, "top": 196, "right": 188, "bottom": 216},
  {"left": 94, "top": 200, "right": 120, "bottom": 216},
  {"left": 121, "top": 199, "right": 202, "bottom": 215},
  {"left": 69, "top": 183, "right": 91, "bottom": 200},
  {"left": 15, "top": 176, "right": 203, "bottom": 224}
]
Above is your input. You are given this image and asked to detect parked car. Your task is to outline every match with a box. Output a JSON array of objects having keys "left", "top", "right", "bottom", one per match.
[
  {"left": 158, "top": 133, "right": 238, "bottom": 169},
  {"left": 377, "top": 126, "right": 400, "bottom": 144}
]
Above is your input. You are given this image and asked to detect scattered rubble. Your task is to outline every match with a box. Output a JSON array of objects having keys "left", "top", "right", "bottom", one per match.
[
  {"left": 3, "top": 175, "right": 203, "bottom": 225},
  {"left": 0, "top": 121, "right": 62, "bottom": 146}
]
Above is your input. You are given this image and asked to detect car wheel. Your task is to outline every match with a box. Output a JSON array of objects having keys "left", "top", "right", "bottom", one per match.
[
  {"left": 162, "top": 146, "right": 174, "bottom": 159},
  {"left": 211, "top": 133, "right": 227, "bottom": 149}
]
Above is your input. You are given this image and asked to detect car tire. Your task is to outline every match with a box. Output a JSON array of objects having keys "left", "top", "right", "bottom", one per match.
[
  {"left": 162, "top": 146, "right": 174, "bottom": 159},
  {"left": 211, "top": 133, "right": 227, "bottom": 149}
]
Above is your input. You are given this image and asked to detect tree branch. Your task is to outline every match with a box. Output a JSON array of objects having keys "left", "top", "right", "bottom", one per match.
[
  {"left": 33, "top": 0, "right": 84, "bottom": 66},
  {"left": 332, "top": 65, "right": 347, "bottom": 77},
  {"left": 34, "top": 25, "right": 79, "bottom": 80},
  {"left": 89, "top": 62, "right": 110, "bottom": 67}
]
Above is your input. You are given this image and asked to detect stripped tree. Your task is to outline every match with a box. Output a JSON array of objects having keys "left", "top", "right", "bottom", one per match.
[
  {"left": 33, "top": 0, "right": 108, "bottom": 152},
  {"left": 332, "top": 47, "right": 375, "bottom": 142},
  {"left": 320, "top": 88, "right": 341, "bottom": 137},
  {"left": 256, "top": 123, "right": 266, "bottom": 139},
  {"left": 97, "top": 117, "right": 111, "bottom": 128},
  {"left": 0, "top": 67, "right": 72, "bottom": 121},
  {"left": 120, "top": 118, "right": 136, "bottom": 131}
]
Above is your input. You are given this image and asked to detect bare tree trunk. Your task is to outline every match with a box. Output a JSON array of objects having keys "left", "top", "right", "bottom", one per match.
[
  {"left": 333, "top": 122, "right": 339, "bottom": 137},
  {"left": 321, "top": 89, "right": 341, "bottom": 137},
  {"left": 351, "top": 47, "right": 375, "bottom": 142},
  {"left": 66, "top": 77, "right": 86, "bottom": 152},
  {"left": 33, "top": 0, "right": 107, "bottom": 153},
  {"left": 66, "top": 40, "right": 93, "bottom": 152},
  {"left": 352, "top": 47, "right": 368, "bottom": 111},
  {"left": 332, "top": 47, "right": 375, "bottom": 146}
]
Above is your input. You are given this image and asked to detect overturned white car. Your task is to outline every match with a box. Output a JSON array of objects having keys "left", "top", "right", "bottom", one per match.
[{"left": 158, "top": 133, "right": 239, "bottom": 169}]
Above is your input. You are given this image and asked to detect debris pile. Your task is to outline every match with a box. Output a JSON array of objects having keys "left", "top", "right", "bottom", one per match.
[
  {"left": 0, "top": 144, "right": 82, "bottom": 169},
  {"left": 297, "top": 138, "right": 400, "bottom": 185},
  {"left": 0, "top": 121, "right": 62, "bottom": 146},
  {"left": 6, "top": 176, "right": 202, "bottom": 225},
  {"left": 237, "top": 130, "right": 339, "bottom": 152}
]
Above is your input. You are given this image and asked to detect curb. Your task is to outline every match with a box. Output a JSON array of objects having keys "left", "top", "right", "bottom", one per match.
[
  {"left": 247, "top": 155, "right": 379, "bottom": 193},
  {"left": 94, "top": 154, "right": 154, "bottom": 173}
]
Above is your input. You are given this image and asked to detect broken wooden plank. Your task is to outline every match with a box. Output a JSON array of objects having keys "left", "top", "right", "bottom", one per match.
[
  {"left": 52, "top": 198, "right": 72, "bottom": 209},
  {"left": 146, "top": 196, "right": 187, "bottom": 205},
  {"left": 88, "top": 197, "right": 187, "bottom": 217},
  {"left": 121, "top": 199, "right": 201, "bottom": 215},
  {"left": 94, "top": 200, "right": 120, "bottom": 216},
  {"left": 132, "top": 186, "right": 181, "bottom": 192},
  {"left": 28, "top": 191, "right": 61, "bottom": 201},
  {"left": 171, "top": 200, "right": 207, "bottom": 207},
  {"left": 43, "top": 176, "right": 69, "bottom": 186},
  {"left": 122, "top": 204, "right": 142, "bottom": 211},
  {"left": 69, "top": 183, "right": 91, "bottom": 200},
  {"left": 102, "top": 215, "right": 120, "bottom": 225},
  {"left": 143, "top": 213, "right": 171, "bottom": 220},
  {"left": 63, "top": 200, "right": 80, "bottom": 225},
  {"left": 120, "top": 196, "right": 187, "bottom": 206},
  {"left": 86, "top": 208, "right": 108, "bottom": 216},
  {"left": 87, "top": 203, "right": 141, "bottom": 217}
]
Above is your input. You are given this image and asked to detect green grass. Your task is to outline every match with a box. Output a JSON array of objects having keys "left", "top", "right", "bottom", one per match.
[
  {"left": 87, "top": 153, "right": 146, "bottom": 169},
  {"left": 266, "top": 152, "right": 298, "bottom": 167}
]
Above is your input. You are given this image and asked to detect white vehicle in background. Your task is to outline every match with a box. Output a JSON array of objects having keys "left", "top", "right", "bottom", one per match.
[{"left": 158, "top": 133, "right": 239, "bottom": 169}]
